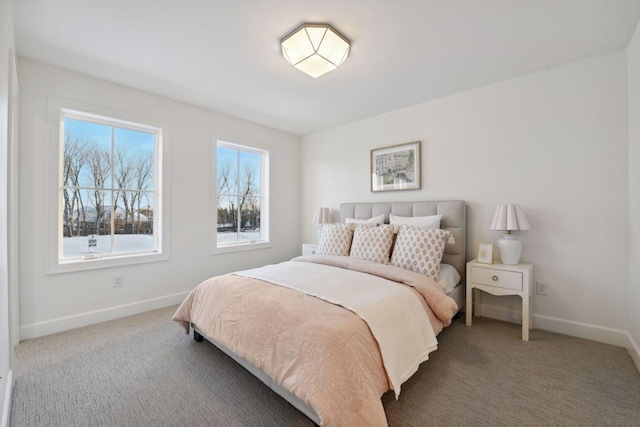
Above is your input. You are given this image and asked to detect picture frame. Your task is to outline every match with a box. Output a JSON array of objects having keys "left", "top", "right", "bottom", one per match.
[
  {"left": 371, "top": 141, "right": 421, "bottom": 192},
  {"left": 477, "top": 243, "right": 494, "bottom": 264}
]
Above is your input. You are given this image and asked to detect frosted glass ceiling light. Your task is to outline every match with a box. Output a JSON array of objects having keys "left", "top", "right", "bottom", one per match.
[{"left": 281, "top": 23, "right": 350, "bottom": 78}]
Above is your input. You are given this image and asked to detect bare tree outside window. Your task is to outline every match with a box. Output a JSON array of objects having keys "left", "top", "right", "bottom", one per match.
[
  {"left": 86, "top": 144, "right": 111, "bottom": 234},
  {"left": 60, "top": 115, "right": 158, "bottom": 259},
  {"left": 62, "top": 135, "right": 89, "bottom": 237},
  {"left": 114, "top": 147, "right": 154, "bottom": 235},
  {"left": 114, "top": 146, "right": 135, "bottom": 230},
  {"left": 216, "top": 141, "right": 268, "bottom": 246}
]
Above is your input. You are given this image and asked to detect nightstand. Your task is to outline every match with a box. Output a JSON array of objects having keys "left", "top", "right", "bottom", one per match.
[
  {"left": 465, "top": 260, "right": 533, "bottom": 341},
  {"left": 302, "top": 243, "right": 319, "bottom": 256}
]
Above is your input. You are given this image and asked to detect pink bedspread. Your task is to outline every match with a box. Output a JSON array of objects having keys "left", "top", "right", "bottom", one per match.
[{"left": 173, "top": 256, "right": 458, "bottom": 427}]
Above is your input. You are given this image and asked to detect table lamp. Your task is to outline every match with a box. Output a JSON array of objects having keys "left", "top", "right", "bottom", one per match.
[
  {"left": 312, "top": 207, "right": 331, "bottom": 243},
  {"left": 490, "top": 204, "right": 530, "bottom": 265}
]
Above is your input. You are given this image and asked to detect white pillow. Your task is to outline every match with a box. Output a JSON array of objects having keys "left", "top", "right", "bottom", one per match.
[
  {"left": 345, "top": 214, "right": 385, "bottom": 226},
  {"left": 438, "top": 264, "right": 461, "bottom": 293},
  {"left": 389, "top": 213, "right": 441, "bottom": 229}
]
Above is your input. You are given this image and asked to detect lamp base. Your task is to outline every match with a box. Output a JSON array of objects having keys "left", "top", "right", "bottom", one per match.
[{"left": 497, "top": 234, "right": 522, "bottom": 265}]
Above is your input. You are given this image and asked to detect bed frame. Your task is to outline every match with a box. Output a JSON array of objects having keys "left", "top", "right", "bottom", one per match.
[{"left": 193, "top": 200, "right": 466, "bottom": 426}]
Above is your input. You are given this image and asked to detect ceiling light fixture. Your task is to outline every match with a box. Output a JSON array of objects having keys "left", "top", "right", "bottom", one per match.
[{"left": 281, "top": 23, "right": 350, "bottom": 78}]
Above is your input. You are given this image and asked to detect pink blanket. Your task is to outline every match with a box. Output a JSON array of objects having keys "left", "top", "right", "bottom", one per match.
[{"left": 173, "top": 256, "right": 458, "bottom": 426}]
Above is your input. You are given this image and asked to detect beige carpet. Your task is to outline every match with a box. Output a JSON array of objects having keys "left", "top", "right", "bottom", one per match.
[{"left": 10, "top": 305, "right": 640, "bottom": 426}]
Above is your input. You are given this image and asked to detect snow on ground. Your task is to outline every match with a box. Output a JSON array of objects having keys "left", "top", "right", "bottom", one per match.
[
  {"left": 217, "top": 231, "right": 261, "bottom": 244},
  {"left": 63, "top": 231, "right": 262, "bottom": 257},
  {"left": 63, "top": 234, "right": 153, "bottom": 257}
]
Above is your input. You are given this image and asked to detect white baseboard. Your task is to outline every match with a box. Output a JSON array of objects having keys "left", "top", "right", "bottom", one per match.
[
  {"left": 532, "top": 313, "right": 630, "bottom": 347},
  {"left": 626, "top": 332, "right": 640, "bottom": 374},
  {"left": 478, "top": 303, "right": 640, "bottom": 374},
  {"left": 19, "top": 291, "right": 189, "bottom": 341},
  {"left": 1, "top": 370, "right": 13, "bottom": 427}
]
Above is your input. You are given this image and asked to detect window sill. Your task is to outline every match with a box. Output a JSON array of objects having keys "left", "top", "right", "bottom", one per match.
[
  {"left": 212, "top": 241, "right": 273, "bottom": 255},
  {"left": 47, "top": 251, "right": 169, "bottom": 275}
]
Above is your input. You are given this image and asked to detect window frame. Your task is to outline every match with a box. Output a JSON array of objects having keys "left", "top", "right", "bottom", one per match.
[
  {"left": 212, "top": 138, "right": 271, "bottom": 254},
  {"left": 46, "top": 97, "right": 170, "bottom": 274}
]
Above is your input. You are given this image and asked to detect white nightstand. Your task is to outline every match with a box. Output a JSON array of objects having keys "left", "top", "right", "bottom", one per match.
[
  {"left": 465, "top": 260, "right": 533, "bottom": 341},
  {"left": 302, "top": 243, "right": 319, "bottom": 256}
]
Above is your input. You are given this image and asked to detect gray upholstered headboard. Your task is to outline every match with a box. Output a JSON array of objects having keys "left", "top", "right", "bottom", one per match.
[{"left": 340, "top": 201, "right": 467, "bottom": 283}]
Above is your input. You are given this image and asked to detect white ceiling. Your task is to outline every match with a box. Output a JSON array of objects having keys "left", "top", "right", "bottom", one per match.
[{"left": 12, "top": 0, "right": 640, "bottom": 136}]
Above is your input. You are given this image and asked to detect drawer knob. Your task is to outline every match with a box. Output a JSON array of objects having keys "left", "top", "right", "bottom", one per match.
[{"left": 492, "top": 275, "right": 499, "bottom": 281}]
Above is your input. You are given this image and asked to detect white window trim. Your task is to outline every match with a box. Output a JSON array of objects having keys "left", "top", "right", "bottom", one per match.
[
  {"left": 46, "top": 97, "right": 171, "bottom": 274},
  {"left": 211, "top": 136, "right": 272, "bottom": 255}
]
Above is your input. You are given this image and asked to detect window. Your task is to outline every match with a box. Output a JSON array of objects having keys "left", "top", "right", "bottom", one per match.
[
  {"left": 47, "top": 98, "right": 168, "bottom": 273},
  {"left": 215, "top": 140, "right": 269, "bottom": 250}
]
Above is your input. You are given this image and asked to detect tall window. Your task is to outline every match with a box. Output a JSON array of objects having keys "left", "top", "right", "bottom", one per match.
[
  {"left": 216, "top": 140, "right": 269, "bottom": 248},
  {"left": 58, "top": 109, "right": 161, "bottom": 262}
]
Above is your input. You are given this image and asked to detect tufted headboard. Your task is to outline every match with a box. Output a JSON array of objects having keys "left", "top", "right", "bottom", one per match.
[{"left": 340, "top": 200, "right": 467, "bottom": 283}]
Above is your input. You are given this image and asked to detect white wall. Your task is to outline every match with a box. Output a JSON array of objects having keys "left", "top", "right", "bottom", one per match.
[
  {"left": 627, "top": 21, "right": 640, "bottom": 371},
  {"left": 301, "top": 51, "right": 631, "bottom": 346},
  {"left": 0, "top": 0, "right": 14, "bottom": 424},
  {"left": 18, "top": 59, "right": 301, "bottom": 339}
]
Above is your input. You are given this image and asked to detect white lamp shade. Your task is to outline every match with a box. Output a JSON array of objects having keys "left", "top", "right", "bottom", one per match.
[
  {"left": 490, "top": 204, "right": 530, "bottom": 231},
  {"left": 281, "top": 23, "right": 350, "bottom": 78},
  {"left": 312, "top": 207, "right": 331, "bottom": 224}
]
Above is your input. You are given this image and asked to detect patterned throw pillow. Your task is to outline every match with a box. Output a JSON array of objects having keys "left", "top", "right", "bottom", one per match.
[
  {"left": 349, "top": 225, "right": 395, "bottom": 264},
  {"left": 317, "top": 223, "right": 354, "bottom": 256},
  {"left": 390, "top": 225, "right": 452, "bottom": 279}
]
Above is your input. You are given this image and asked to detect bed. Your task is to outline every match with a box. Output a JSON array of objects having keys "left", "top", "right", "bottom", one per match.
[{"left": 173, "top": 200, "right": 466, "bottom": 426}]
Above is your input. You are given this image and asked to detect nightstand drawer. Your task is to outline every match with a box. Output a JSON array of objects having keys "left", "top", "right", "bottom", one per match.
[
  {"left": 470, "top": 267, "right": 523, "bottom": 291},
  {"left": 302, "top": 244, "right": 319, "bottom": 256}
]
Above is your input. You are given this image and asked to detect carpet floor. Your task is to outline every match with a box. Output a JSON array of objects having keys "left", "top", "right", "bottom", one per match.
[{"left": 10, "top": 305, "right": 640, "bottom": 426}]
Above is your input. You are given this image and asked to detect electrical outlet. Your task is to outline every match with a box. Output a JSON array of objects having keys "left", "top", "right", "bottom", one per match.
[
  {"left": 536, "top": 280, "right": 548, "bottom": 296},
  {"left": 113, "top": 274, "right": 124, "bottom": 288}
]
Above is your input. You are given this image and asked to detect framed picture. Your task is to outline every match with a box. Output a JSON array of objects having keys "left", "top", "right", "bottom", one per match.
[
  {"left": 371, "top": 141, "right": 421, "bottom": 192},
  {"left": 477, "top": 243, "right": 494, "bottom": 264}
]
